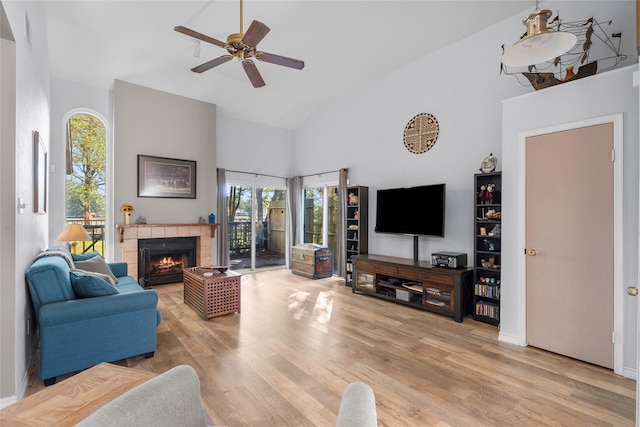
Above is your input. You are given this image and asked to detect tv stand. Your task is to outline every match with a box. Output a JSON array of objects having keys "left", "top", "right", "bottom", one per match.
[{"left": 352, "top": 254, "right": 473, "bottom": 322}]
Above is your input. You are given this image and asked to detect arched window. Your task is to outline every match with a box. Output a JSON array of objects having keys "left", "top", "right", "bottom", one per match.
[{"left": 64, "top": 112, "right": 106, "bottom": 256}]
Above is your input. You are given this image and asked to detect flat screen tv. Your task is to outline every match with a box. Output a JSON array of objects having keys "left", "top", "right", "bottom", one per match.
[{"left": 375, "top": 183, "right": 445, "bottom": 237}]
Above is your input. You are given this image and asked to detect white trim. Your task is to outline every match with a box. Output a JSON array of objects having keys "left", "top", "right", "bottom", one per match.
[{"left": 516, "top": 113, "right": 624, "bottom": 376}]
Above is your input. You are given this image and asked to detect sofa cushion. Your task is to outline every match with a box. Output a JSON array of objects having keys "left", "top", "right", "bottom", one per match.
[
  {"left": 74, "top": 255, "right": 118, "bottom": 285},
  {"left": 71, "top": 268, "right": 117, "bottom": 287},
  {"left": 26, "top": 256, "right": 75, "bottom": 314},
  {"left": 33, "top": 246, "right": 75, "bottom": 269},
  {"left": 72, "top": 251, "right": 101, "bottom": 262},
  {"left": 70, "top": 271, "right": 120, "bottom": 298}
]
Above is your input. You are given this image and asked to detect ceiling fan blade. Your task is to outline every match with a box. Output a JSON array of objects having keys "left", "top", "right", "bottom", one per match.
[
  {"left": 174, "top": 26, "right": 226, "bottom": 48},
  {"left": 242, "top": 59, "right": 266, "bottom": 88},
  {"left": 191, "top": 55, "right": 233, "bottom": 73},
  {"left": 242, "top": 20, "right": 270, "bottom": 47},
  {"left": 256, "top": 51, "right": 305, "bottom": 70}
]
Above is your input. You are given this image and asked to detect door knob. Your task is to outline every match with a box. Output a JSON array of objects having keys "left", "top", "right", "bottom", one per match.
[
  {"left": 627, "top": 287, "right": 638, "bottom": 296},
  {"left": 527, "top": 249, "right": 537, "bottom": 256}
]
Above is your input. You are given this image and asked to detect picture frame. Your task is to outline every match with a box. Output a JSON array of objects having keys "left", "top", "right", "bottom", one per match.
[
  {"left": 137, "top": 155, "right": 196, "bottom": 199},
  {"left": 33, "top": 131, "right": 47, "bottom": 214}
]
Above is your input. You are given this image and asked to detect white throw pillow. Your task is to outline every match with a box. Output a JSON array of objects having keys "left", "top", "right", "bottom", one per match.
[{"left": 73, "top": 255, "right": 118, "bottom": 285}]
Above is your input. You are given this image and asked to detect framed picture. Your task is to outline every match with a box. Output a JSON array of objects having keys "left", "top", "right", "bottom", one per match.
[
  {"left": 33, "top": 131, "right": 47, "bottom": 214},
  {"left": 137, "top": 155, "right": 196, "bottom": 199}
]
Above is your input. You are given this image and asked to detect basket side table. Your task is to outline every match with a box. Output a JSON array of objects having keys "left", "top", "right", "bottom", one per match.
[{"left": 183, "top": 268, "right": 241, "bottom": 319}]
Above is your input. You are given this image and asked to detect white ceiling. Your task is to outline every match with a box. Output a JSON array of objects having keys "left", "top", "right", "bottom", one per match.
[{"left": 42, "top": 1, "right": 531, "bottom": 130}]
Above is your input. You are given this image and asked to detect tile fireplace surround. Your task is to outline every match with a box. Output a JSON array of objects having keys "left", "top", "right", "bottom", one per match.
[{"left": 117, "top": 224, "right": 218, "bottom": 282}]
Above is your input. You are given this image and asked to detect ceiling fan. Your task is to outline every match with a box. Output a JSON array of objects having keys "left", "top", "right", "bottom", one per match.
[{"left": 174, "top": 0, "right": 305, "bottom": 88}]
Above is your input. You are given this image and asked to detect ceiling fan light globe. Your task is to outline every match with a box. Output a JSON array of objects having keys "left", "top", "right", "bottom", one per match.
[
  {"left": 501, "top": 8, "right": 577, "bottom": 67},
  {"left": 502, "top": 31, "right": 576, "bottom": 66}
]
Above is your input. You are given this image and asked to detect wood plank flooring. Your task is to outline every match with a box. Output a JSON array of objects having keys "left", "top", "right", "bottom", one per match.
[{"left": 25, "top": 268, "right": 635, "bottom": 426}]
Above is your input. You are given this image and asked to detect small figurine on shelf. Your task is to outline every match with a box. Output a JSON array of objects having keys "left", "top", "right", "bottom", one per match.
[
  {"left": 478, "top": 185, "right": 486, "bottom": 203},
  {"left": 481, "top": 257, "right": 497, "bottom": 269},
  {"left": 485, "top": 184, "right": 495, "bottom": 204},
  {"left": 121, "top": 204, "right": 133, "bottom": 225},
  {"left": 348, "top": 193, "right": 359, "bottom": 205},
  {"left": 483, "top": 239, "right": 495, "bottom": 251},
  {"left": 135, "top": 216, "right": 147, "bottom": 225},
  {"left": 488, "top": 224, "right": 501, "bottom": 236},
  {"left": 354, "top": 210, "right": 359, "bottom": 220}
]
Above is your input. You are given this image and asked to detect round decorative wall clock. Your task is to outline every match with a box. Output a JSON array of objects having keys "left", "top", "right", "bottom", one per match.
[{"left": 403, "top": 113, "right": 439, "bottom": 154}]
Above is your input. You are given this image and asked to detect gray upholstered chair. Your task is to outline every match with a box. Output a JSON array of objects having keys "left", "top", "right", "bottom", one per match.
[{"left": 76, "top": 365, "right": 377, "bottom": 426}]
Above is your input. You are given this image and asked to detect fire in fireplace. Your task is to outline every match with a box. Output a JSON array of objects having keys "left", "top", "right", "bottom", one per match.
[{"left": 138, "top": 237, "right": 197, "bottom": 286}]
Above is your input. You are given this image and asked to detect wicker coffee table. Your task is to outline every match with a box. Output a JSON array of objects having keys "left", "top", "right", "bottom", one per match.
[{"left": 183, "top": 267, "right": 241, "bottom": 319}]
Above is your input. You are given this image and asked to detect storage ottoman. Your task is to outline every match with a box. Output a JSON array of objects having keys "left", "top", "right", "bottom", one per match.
[{"left": 291, "top": 244, "right": 333, "bottom": 279}]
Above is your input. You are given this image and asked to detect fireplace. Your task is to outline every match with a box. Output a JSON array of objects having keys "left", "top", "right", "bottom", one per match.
[{"left": 138, "top": 237, "right": 197, "bottom": 286}]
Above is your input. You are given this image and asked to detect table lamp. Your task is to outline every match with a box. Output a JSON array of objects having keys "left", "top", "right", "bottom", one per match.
[{"left": 57, "top": 224, "right": 90, "bottom": 254}]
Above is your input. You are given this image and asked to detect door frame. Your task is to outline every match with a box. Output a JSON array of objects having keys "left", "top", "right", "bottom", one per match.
[{"left": 516, "top": 113, "right": 624, "bottom": 376}]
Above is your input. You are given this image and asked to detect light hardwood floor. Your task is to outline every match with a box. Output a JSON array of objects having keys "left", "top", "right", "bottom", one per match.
[{"left": 26, "top": 268, "right": 635, "bottom": 426}]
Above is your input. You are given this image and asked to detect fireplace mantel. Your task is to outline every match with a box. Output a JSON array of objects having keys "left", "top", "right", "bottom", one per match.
[
  {"left": 117, "top": 223, "right": 219, "bottom": 243},
  {"left": 117, "top": 223, "right": 219, "bottom": 281}
]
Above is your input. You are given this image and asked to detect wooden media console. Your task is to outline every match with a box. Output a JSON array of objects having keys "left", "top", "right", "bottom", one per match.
[{"left": 352, "top": 254, "right": 473, "bottom": 322}]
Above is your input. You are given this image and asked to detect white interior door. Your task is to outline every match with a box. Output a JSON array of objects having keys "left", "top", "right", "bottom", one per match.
[{"left": 525, "top": 123, "right": 614, "bottom": 369}]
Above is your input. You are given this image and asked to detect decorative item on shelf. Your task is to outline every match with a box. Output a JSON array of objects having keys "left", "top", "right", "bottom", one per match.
[
  {"left": 57, "top": 224, "right": 90, "bottom": 254},
  {"left": 479, "top": 153, "right": 497, "bottom": 173},
  {"left": 485, "top": 184, "right": 495, "bottom": 204},
  {"left": 485, "top": 209, "right": 501, "bottom": 220},
  {"left": 478, "top": 184, "right": 486, "bottom": 202},
  {"left": 354, "top": 210, "right": 359, "bottom": 220},
  {"left": 479, "top": 227, "right": 487, "bottom": 236},
  {"left": 348, "top": 193, "right": 359, "bottom": 205},
  {"left": 208, "top": 213, "right": 216, "bottom": 223},
  {"left": 481, "top": 257, "right": 500, "bottom": 269},
  {"left": 121, "top": 204, "right": 134, "bottom": 225},
  {"left": 483, "top": 239, "right": 495, "bottom": 251},
  {"left": 500, "top": 5, "right": 627, "bottom": 91},
  {"left": 488, "top": 224, "right": 501, "bottom": 236},
  {"left": 198, "top": 216, "right": 207, "bottom": 223},
  {"left": 135, "top": 216, "right": 147, "bottom": 224}
]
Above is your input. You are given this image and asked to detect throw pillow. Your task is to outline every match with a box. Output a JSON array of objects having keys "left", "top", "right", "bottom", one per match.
[
  {"left": 70, "top": 271, "right": 119, "bottom": 298},
  {"left": 34, "top": 246, "right": 75, "bottom": 269},
  {"left": 71, "top": 251, "right": 101, "bottom": 262},
  {"left": 71, "top": 268, "right": 117, "bottom": 287},
  {"left": 74, "top": 255, "right": 118, "bottom": 284}
]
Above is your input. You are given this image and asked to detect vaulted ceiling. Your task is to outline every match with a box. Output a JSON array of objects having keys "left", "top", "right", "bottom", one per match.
[{"left": 43, "top": 1, "right": 530, "bottom": 130}]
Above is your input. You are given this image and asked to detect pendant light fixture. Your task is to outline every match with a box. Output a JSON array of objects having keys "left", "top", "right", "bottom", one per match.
[{"left": 502, "top": 1, "right": 577, "bottom": 67}]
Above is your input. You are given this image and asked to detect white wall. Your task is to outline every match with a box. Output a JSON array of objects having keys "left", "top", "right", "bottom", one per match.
[
  {"left": 501, "top": 65, "right": 639, "bottom": 375},
  {"left": 0, "top": 0, "right": 51, "bottom": 403},
  {"left": 216, "top": 112, "right": 294, "bottom": 179},
  {"left": 112, "top": 80, "right": 217, "bottom": 262},
  {"left": 293, "top": 0, "right": 638, "bottom": 368},
  {"left": 49, "top": 79, "right": 113, "bottom": 254}
]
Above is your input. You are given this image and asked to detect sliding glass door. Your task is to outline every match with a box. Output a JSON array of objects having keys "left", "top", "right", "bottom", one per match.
[
  {"left": 304, "top": 185, "right": 338, "bottom": 272},
  {"left": 227, "top": 184, "right": 286, "bottom": 271}
]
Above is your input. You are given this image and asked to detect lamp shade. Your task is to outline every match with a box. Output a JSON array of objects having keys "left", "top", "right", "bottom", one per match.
[
  {"left": 502, "top": 9, "right": 577, "bottom": 67},
  {"left": 57, "top": 224, "right": 90, "bottom": 242}
]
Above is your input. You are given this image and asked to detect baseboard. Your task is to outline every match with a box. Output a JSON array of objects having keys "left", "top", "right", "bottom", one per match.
[
  {"left": 622, "top": 366, "right": 637, "bottom": 380},
  {"left": 498, "top": 331, "right": 526, "bottom": 346},
  {"left": 0, "top": 394, "right": 18, "bottom": 409},
  {"left": 0, "top": 353, "right": 31, "bottom": 409}
]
